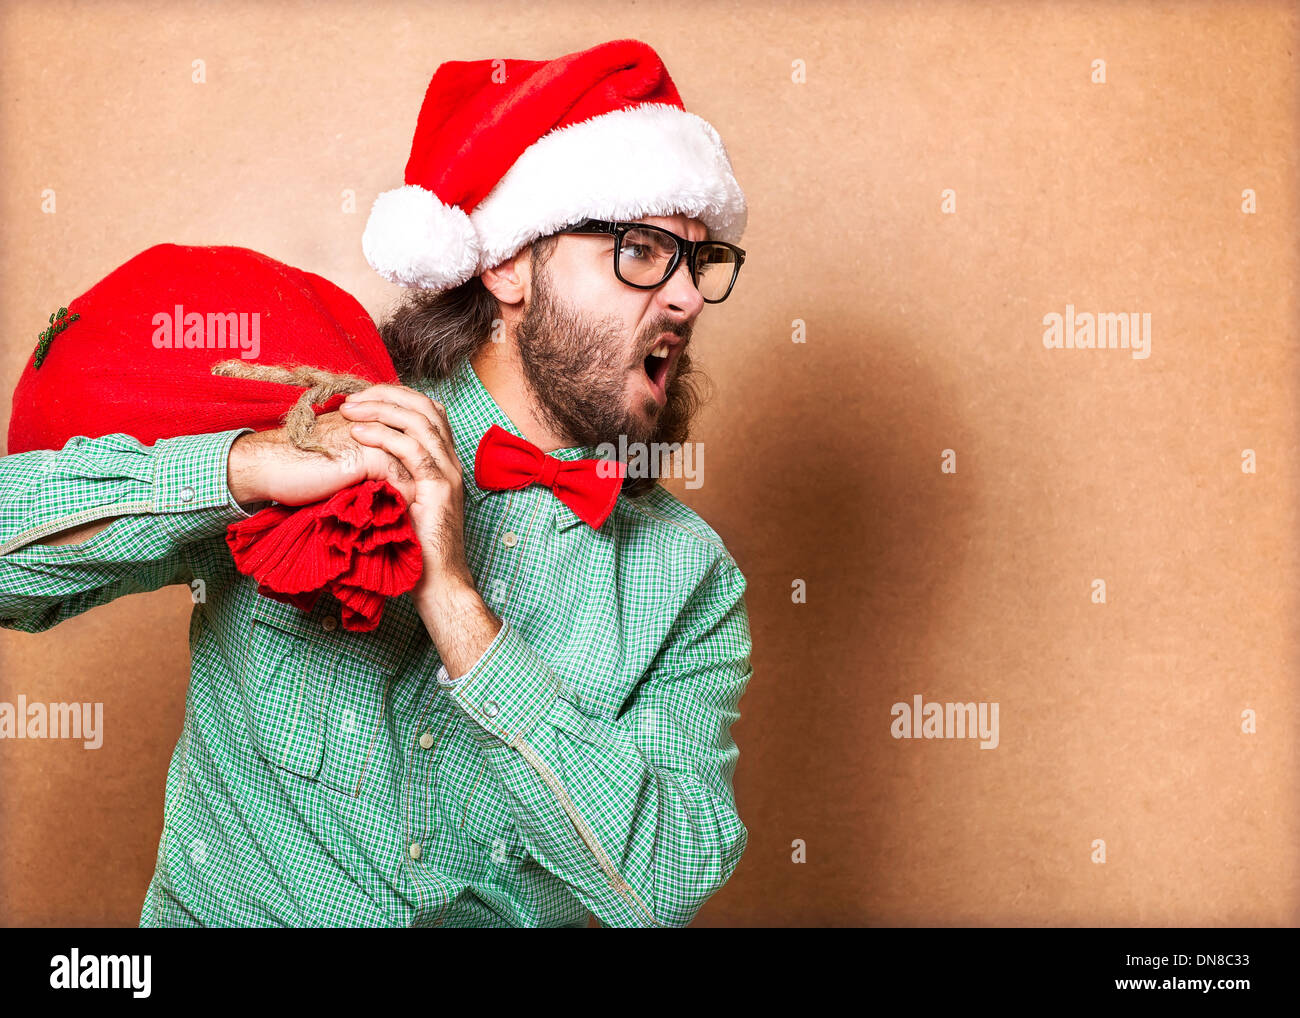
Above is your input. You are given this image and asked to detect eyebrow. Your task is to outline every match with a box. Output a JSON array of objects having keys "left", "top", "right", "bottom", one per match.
[{"left": 634, "top": 219, "right": 710, "bottom": 242}]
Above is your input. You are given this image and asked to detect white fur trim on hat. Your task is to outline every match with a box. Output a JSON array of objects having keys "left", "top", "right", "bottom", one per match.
[
  {"left": 470, "top": 103, "right": 747, "bottom": 277},
  {"left": 362, "top": 184, "right": 482, "bottom": 289}
]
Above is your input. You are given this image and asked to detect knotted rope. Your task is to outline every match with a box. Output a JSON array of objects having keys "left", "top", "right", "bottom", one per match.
[{"left": 210, "top": 360, "right": 373, "bottom": 456}]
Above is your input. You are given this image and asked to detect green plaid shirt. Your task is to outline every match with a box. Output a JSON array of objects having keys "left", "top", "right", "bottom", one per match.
[{"left": 0, "top": 355, "right": 752, "bottom": 927}]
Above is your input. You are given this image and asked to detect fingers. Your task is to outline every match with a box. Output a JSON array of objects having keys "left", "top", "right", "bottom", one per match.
[
  {"left": 343, "top": 383, "right": 447, "bottom": 430},
  {"left": 341, "top": 404, "right": 459, "bottom": 480},
  {"left": 342, "top": 408, "right": 462, "bottom": 491},
  {"left": 346, "top": 383, "right": 453, "bottom": 434},
  {"left": 342, "top": 383, "right": 416, "bottom": 405},
  {"left": 340, "top": 386, "right": 462, "bottom": 474},
  {"left": 347, "top": 422, "right": 436, "bottom": 488}
]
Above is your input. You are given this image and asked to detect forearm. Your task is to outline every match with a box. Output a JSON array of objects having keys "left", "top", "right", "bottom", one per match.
[
  {"left": 0, "top": 429, "right": 259, "bottom": 631},
  {"left": 420, "top": 573, "right": 752, "bottom": 927},
  {"left": 225, "top": 431, "right": 273, "bottom": 512},
  {"left": 477, "top": 705, "right": 748, "bottom": 927},
  {"left": 414, "top": 575, "right": 503, "bottom": 680},
  {"left": 24, "top": 431, "right": 262, "bottom": 550}
]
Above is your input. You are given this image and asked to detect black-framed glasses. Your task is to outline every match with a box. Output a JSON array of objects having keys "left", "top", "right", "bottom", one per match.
[{"left": 556, "top": 218, "right": 746, "bottom": 303}]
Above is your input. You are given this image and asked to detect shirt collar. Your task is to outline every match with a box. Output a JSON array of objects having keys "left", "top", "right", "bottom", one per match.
[{"left": 412, "top": 355, "right": 609, "bottom": 532}]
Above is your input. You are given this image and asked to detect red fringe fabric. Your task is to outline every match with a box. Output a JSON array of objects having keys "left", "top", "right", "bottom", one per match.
[{"left": 225, "top": 479, "right": 423, "bottom": 632}]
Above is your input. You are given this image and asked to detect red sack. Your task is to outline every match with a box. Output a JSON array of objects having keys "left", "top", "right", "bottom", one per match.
[{"left": 7, "top": 244, "right": 423, "bottom": 631}]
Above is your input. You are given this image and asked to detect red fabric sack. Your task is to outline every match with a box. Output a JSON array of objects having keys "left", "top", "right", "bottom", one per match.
[{"left": 7, "top": 244, "right": 423, "bottom": 631}]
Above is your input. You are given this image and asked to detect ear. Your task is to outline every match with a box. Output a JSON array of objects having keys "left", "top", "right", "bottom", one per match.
[{"left": 480, "top": 246, "right": 532, "bottom": 308}]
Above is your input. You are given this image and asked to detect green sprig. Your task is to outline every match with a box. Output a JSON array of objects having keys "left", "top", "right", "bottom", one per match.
[{"left": 34, "top": 306, "right": 79, "bottom": 369}]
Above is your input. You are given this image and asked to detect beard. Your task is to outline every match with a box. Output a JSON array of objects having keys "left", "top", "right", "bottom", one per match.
[{"left": 513, "top": 256, "right": 708, "bottom": 494}]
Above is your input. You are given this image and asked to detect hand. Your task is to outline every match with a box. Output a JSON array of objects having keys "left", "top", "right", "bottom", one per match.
[
  {"left": 335, "top": 384, "right": 477, "bottom": 603},
  {"left": 227, "top": 410, "right": 418, "bottom": 509},
  {"left": 340, "top": 385, "right": 502, "bottom": 676}
]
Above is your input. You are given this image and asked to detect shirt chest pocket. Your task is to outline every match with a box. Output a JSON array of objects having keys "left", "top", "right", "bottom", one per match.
[{"left": 237, "top": 596, "right": 414, "bottom": 800}]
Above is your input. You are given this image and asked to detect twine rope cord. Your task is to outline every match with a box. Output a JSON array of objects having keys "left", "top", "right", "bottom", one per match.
[{"left": 210, "top": 359, "right": 373, "bottom": 456}]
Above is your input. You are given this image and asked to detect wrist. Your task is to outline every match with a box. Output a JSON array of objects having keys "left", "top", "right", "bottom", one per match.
[
  {"left": 414, "top": 569, "right": 481, "bottom": 628},
  {"left": 415, "top": 574, "right": 501, "bottom": 677},
  {"left": 227, "top": 433, "right": 269, "bottom": 510}
]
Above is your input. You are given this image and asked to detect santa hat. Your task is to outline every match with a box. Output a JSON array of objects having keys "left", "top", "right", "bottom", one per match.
[{"left": 362, "top": 38, "right": 747, "bottom": 290}]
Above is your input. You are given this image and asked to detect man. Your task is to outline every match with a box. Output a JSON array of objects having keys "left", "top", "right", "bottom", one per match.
[{"left": 0, "top": 38, "right": 751, "bottom": 926}]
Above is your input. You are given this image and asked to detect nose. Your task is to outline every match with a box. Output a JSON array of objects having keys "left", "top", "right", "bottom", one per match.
[{"left": 657, "top": 256, "right": 705, "bottom": 320}]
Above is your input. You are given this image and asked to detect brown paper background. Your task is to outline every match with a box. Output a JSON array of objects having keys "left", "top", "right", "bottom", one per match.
[{"left": 1, "top": 0, "right": 1296, "bottom": 927}]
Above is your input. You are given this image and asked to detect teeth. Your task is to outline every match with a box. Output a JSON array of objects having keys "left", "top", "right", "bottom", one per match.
[{"left": 649, "top": 343, "right": 670, "bottom": 358}]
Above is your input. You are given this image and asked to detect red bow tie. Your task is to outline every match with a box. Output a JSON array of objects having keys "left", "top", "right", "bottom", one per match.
[{"left": 473, "top": 424, "right": 624, "bottom": 529}]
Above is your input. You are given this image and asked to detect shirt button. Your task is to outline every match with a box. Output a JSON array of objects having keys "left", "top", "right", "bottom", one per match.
[
  {"left": 321, "top": 616, "right": 338, "bottom": 631},
  {"left": 484, "top": 700, "right": 500, "bottom": 719},
  {"left": 501, "top": 531, "right": 518, "bottom": 547},
  {"left": 409, "top": 842, "right": 422, "bottom": 861},
  {"left": 418, "top": 731, "right": 434, "bottom": 750},
  {"left": 179, "top": 485, "right": 195, "bottom": 502}
]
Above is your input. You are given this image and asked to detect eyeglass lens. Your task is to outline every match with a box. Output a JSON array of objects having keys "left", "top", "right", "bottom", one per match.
[{"left": 617, "top": 226, "right": 739, "bottom": 301}]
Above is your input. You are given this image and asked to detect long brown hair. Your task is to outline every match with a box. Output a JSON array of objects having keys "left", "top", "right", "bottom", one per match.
[{"left": 379, "top": 236, "right": 558, "bottom": 384}]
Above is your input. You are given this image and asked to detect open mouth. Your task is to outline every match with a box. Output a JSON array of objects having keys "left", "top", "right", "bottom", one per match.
[{"left": 642, "top": 344, "right": 671, "bottom": 391}]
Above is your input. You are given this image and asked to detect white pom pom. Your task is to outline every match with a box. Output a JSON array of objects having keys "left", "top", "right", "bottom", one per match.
[{"left": 362, "top": 185, "right": 481, "bottom": 289}]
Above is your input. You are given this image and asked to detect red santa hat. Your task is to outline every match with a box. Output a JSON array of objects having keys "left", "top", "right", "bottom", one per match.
[{"left": 362, "top": 38, "right": 747, "bottom": 290}]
